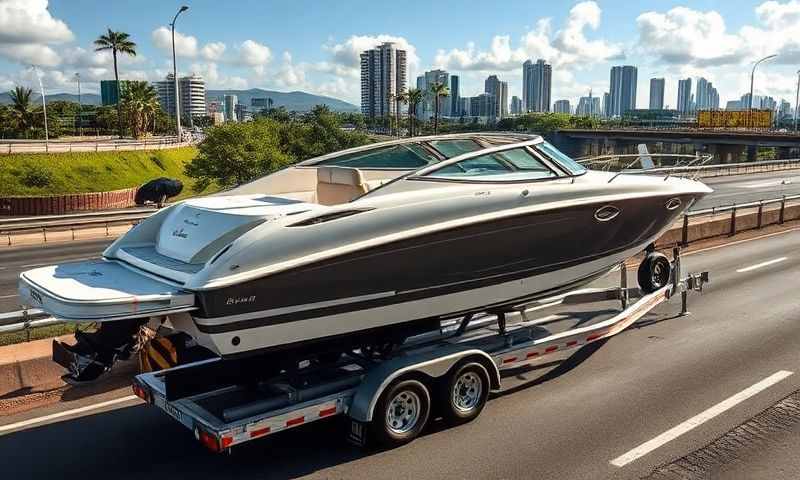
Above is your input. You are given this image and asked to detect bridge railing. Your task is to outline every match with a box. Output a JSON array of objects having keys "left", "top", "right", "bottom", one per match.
[{"left": 578, "top": 154, "right": 800, "bottom": 178}]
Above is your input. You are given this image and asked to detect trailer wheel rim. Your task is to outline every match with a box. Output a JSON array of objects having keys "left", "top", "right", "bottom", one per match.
[
  {"left": 651, "top": 259, "right": 669, "bottom": 288},
  {"left": 386, "top": 390, "right": 421, "bottom": 434},
  {"left": 452, "top": 371, "right": 483, "bottom": 413}
]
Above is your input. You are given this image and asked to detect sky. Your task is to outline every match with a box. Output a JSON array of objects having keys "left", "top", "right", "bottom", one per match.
[{"left": 0, "top": 0, "right": 799, "bottom": 110}]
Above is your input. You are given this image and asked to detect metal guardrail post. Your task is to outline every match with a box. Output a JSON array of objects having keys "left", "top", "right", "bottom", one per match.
[
  {"left": 42, "top": 227, "right": 47, "bottom": 243},
  {"left": 757, "top": 202, "right": 763, "bottom": 229},
  {"left": 682, "top": 214, "right": 689, "bottom": 246},
  {"left": 779, "top": 196, "right": 786, "bottom": 224},
  {"left": 730, "top": 207, "right": 737, "bottom": 236}
]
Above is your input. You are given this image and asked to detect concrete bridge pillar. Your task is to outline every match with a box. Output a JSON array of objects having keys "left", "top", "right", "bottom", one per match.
[
  {"left": 747, "top": 145, "right": 758, "bottom": 162},
  {"left": 711, "top": 144, "right": 744, "bottom": 163}
]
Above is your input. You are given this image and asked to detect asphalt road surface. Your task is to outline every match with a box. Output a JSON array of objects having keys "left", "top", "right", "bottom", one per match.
[
  {"left": 0, "top": 239, "right": 112, "bottom": 313},
  {"left": 694, "top": 169, "right": 800, "bottom": 210},
  {"left": 2, "top": 226, "right": 800, "bottom": 479}
]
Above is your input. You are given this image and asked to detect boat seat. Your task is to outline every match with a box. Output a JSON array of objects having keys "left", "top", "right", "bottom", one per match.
[{"left": 316, "top": 166, "right": 368, "bottom": 205}]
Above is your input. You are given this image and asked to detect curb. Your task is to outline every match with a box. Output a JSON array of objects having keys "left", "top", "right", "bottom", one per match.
[{"left": 0, "top": 335, "right": 71, "bottom": 397}]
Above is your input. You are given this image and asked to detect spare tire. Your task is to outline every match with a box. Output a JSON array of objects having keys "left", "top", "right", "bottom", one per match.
[{"left": 135, "top": 177, "right": 183, "bottom": 206}]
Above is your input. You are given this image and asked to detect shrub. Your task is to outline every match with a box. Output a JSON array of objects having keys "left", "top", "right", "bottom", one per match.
[{"left": 20, "top": 164, "right": 54, "bottom": 188}]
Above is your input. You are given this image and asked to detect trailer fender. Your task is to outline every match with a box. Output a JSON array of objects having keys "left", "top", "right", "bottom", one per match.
[{"left": 349, "top": 346, "right": 499, "bottom": 423}]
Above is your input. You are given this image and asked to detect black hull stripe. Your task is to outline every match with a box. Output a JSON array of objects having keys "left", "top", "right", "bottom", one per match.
[{"left": 194, "top": 258, "right": 617, "bottom": 335}]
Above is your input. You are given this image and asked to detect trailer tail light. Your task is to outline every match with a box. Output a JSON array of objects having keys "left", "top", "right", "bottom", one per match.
[
  {"left": 132, "top": 382, "right": 150, "bottom": 403},
  {"left": 197, "top": 429, "right": 221, "bottom": 453}
]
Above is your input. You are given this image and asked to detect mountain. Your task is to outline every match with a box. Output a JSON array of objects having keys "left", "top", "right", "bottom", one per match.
[
  {"left": 206, "top": 88, "right": 359, "bottom": 113},
  {"left": 0, "top": 87, "right": 359, "bottom": 113},
  {"left": 0, "top": 92, "right": 102, "bottom": 105}
]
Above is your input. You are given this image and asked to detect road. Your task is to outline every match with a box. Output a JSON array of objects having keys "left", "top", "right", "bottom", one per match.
[
  {"left": 0, "top": 239, "right": 111, "bottom": 313},
  {"left": 694, "top": 169, "right": 800, "bottom": 210},
  {"left": 1, "top": 226, "right": 800, "bottom": 479}
]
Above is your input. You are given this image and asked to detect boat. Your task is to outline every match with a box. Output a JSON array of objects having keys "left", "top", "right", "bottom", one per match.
[{"left": 18, "top": 133, "right": 711, "bottom": 381}]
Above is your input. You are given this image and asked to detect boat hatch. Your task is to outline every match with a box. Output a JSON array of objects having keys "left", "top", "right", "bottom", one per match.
[{"left": 19, "top": 259, "right": 196, "bottom": 322}]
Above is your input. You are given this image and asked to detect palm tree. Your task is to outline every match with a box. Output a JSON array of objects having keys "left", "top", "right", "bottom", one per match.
[
  {"left": 430, "top": 82, "right": 449, "bottom": 135},
  {"left": 121, "top": 81, "right": 160, "bottom": 139},
  {"left": 94, "top": 29, "right": 137, "bottom": 138},
  {"left": 9, "top": 86, "right": 33, "bottom": 134},
  {"left": 391, "top": 90, "right": 408, "bottom": 137},
  {"left": 405, "top": 88, "right": 424, "bottom": 137}
]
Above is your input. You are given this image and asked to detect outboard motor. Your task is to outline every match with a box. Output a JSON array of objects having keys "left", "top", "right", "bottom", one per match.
[{"left": 135, "top": 177, "right": 183, "bottom": 207}]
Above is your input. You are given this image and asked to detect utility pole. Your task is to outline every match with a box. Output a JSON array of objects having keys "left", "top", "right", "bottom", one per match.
[
  {"left": 748, "top": 54, "right": 777, "bottom": 127},
  {"left": 794, "top": 69, "right": 799, "bottom": 132},
  {"left": 32, "top": 65, "right": 48, "bottom": 151},
  {"left": 170, "top": 5, "right": 189, "bottom": 142},
  {"left": 75, "top": 73, "right": 82, "bottom": 136}
]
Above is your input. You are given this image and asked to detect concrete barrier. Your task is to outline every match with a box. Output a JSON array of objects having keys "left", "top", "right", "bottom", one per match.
[{"left": 0, "top": 188, "right": 137, "bottom": 216}]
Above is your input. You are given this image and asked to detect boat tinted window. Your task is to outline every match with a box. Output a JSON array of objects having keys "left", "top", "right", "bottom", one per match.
[
  {"left": 534, "top": 141, "right": 586, "bottom": 175},
  {"left": 426, "top": 148, "right": 555, "bottom": 181},
  {"left": 428, "top": 139, "right": 482, "bottom": 158},
  {"left": 316, "top": 144, "right": 437, "bottom": 169}
]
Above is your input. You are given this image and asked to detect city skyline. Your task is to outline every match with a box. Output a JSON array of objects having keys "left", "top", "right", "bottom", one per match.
[{"left": 1, "top": 1, "right": 799, "bottom": 111}]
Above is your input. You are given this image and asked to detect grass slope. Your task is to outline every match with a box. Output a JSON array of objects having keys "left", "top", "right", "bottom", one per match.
[{"left": 0, "top": 147, "right": 202, "bottom": 199}]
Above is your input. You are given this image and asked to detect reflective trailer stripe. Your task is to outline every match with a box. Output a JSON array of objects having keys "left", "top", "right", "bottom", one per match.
[
  {"left": 545, "top": 345, "right": 558, "bottom": 352},
  {"left": 250, "top": 427, "right": 270, "bottom": 438},
  {"left": 319, "top": 406, "right": 337, "bottom": 417},
  {"left": 286, "top": 416, "right": 305, "bottom": 427}
]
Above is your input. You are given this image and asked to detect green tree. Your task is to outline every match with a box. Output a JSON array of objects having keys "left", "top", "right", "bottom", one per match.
[
  {"left": 185, "top": 119, "right": 293, "bottom": 192},
  {"left": 9, "top": 86, "right": 34, "bottom": 134},
  {"left": 121, "top": 81, "right": 159, "bottom": 138},
  {"left": 94, "top": 29, "right": 137, "bottom": 139},
  {"left": 430, "top": 82, "right": 449, "bottom": 135},
  {"left": 405, "top": 88, "right": 424, "bottom": 137}
]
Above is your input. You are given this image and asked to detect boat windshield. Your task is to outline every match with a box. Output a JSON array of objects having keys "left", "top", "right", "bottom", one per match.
[
  {"left": 423, "top": 148, "right": 556, "bottom": 181},
  {"left": 533, "top": 141, "right": 586, "bottom": 175},
  {"left": 427, "top": 139, "right": 482, "bottom": 158},
  {"left": 315, "top": 143, "right": 438, "bottom": 169}
]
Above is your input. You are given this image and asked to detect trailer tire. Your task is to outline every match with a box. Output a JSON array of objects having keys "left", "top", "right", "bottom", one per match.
[
  {"left": 638, "top": 252, "right": 671, "bottom": 293},
  {"left": 438, "top": 362, "right": 490, "bottom": 426},
  {"left": 371, "top": 378, "right": 431, "bottom": 447}
]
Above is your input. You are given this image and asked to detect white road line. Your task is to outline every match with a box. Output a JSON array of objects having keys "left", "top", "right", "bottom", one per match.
[
  {"left": 0, "top": 395, "right": 140, "bottom": 435},
  {"left": 736, "top": 257, "right": 788, "bottom": 273},
  {"left": 610, "top": 370, "right": 793, "bottom": 468},
  {"left": 683, "top": 225, "right": 800, "bottom": 257},
  {"left": 0, "top": 294, "right": 18, "bottom": 299}
]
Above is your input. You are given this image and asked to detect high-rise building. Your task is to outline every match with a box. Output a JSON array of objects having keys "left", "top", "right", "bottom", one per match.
[
  {"left": 417, "top": 69, "right": 449, "bottom": 119},
  {"left": 470, "top": 93, "right": 496, "bottom": 118},
  {"left": 484, "top": 75, "right": 508, "bottom": 119},
  {"left": 677, "top": 78, "right": 692, "bottom": 116},
  {"left": 778, "top": 99, "right": 792, "bottom": 119},
  {"left": 608, "top": 66, "right": 637, "bottom": 117},
  {"left": 223, "top": 94, "right": 237, "bottom": 122},
  {"left": 522, "top": 59, "right": 551, "bottom": 112},
  {"left": 576, "top": 96, "right": 601, "bottom": 116},
  {"left": 553, "top": 99, "right": 571, "bottom": 114},
  {"left": 459, "top": 97, "right": 470, "bottom": 117},
  {"left": 100, "top": 80, "right": 133, "bottom": 106},
  {"left": 450, "top": 75, "right": 460, "bottom": 117},
  {"left": 649, "top": 78, "right": 665, "bottom": 110},
  {"left": 726, "top": 100, "right": 743, "bottom": 111},
  {"left": 695, "top": 78, "right": 719, "bottom": 110},
  {"left": 510, "top": 96, "right": 523, "bottom": 115},
  {"left": 154, "top": 74, "right": 207, "bottom": 119},
  {"left": 602, "top": 92, "right": 610, "bottom": 117},
  {"left": 360, "top": 42, "right": 407, "bottom": 121}
]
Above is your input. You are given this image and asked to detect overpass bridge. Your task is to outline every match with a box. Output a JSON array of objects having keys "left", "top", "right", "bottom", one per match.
[{"left": 555, "top": 128, "right": 800, "bottom": 162}]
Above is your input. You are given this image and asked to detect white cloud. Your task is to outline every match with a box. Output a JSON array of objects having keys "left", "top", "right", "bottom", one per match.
[
  {"left": 189, "top": 61, "right": 248, "bottom": 89},
  {"left": 200, "top": 42, "right": 225, "bottom": 61},
  {"left": 323, "top": 34, "right": 420, "bottom": 77},
  {"left": 0, "top": 0, "right": 73, "bottom": 67},
  {"left": 0, "top": 43, "right": 60, "bottom": 67},
  {"left": 434, "top": 1, "right": 621, "bottom": 72},
  {"left": 273, "top": 52, "right": 306, "bottom": 89},
  {"left": 236, "top": 39, "right": 271, "bottom": 74},
  {"left": 0, "top": 0, "right": 72, "bottom": 45},
  {"left": 152, "top": 26, "right": 198, "bottom": 58}
]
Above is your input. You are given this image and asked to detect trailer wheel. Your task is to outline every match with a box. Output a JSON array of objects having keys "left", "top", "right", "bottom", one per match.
[
  {"left": 638, "top": 252, "right": 671, "bottom": 293},
  {"left": 371, "top": 378, "right": 431, "bottom": 447},
  {"left": 439, "top": 362, "right": 490, "bottom": 426}
]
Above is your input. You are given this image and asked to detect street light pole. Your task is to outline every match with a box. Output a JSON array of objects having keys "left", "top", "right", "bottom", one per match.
[
  {"left": 170, "top": 5, "right": 189, "bottom": 142},
  {"left": 32, "top": 65, "right": 48, "bottom": 151},
  {"left": 75, "top": 73, "right": 82, "bottom": 137},
  {"left": 794, "top": 69, "right": 800, "bottom": 132},
  {"left": 748, "top": 54, "right": 777, "bottom": 127}
]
